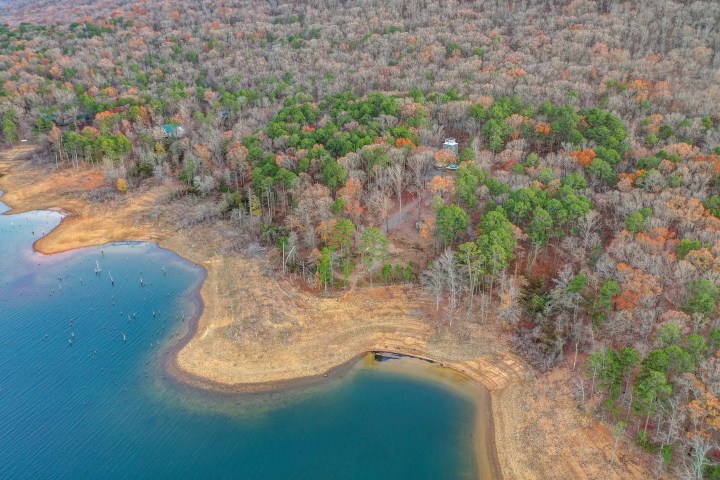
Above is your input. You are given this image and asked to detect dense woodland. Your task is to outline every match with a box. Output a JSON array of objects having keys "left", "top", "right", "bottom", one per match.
[{"left": 2, "top": 0, "right": 720, "bottom": 477}]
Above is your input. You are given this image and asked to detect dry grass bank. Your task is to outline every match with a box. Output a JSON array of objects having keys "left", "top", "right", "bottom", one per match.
[{"left": 0, "top": 145, "right": 654, "bottom": 480}]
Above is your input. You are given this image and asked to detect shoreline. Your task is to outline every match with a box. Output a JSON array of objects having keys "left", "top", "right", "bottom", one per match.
[
  {"left": 0, "top": 155, "right": 525, "bottom": 389},
  {"left": 1, "top": 147, "right": 658, "bottom": 480},
  {"left": 158, "top": 281, "right": 501, "bottom": 480},
  {"left": 0, "top": 157, "right": 504, "bottom": 479},
  {"left": 163, "top": 275, "right": 502, "bottom": 478}
]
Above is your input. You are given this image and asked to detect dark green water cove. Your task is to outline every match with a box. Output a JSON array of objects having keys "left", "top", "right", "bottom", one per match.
[{"left": 0, "top": 192, "right": 483, "bottom": 479}]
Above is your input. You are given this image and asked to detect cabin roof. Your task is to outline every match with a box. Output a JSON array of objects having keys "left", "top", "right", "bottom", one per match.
[{"left": 161, "top": 124, "right": 179, "bottom": 134}]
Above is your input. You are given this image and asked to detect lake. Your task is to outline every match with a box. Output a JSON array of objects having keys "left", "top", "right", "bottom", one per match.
[{"left": 0, "top": 193, "right": 490, "bottom": 479}]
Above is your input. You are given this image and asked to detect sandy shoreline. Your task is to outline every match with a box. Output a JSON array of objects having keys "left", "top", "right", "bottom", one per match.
[
  {"left": 1, "top": 200, "right": 502, "bottom": 480},
  {"left": 0, "top": 146, "right": 655, "bottom": 480},
  {"left": 0, "top": 150, "right": 507, "bottom": 478}
]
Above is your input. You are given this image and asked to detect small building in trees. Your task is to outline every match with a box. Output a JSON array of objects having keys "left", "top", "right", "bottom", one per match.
[
  {"left": 161, "top": 124, "right": 186, "bottom": 138},
  {"left": 434, "top": 144, "right": 457, "bottom": 169},
  {"left": 442, "top": 137, "right": 458, "bottom": 156}
]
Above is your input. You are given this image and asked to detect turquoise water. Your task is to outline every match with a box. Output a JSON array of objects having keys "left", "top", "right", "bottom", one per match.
[{"left": 0, "top": 194, "right": 480, "bottom": 479}]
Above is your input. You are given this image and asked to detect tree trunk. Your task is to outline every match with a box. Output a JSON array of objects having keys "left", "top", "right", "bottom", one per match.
[{"left": 573, "top": 340, "right": 579, "bottom": 370}]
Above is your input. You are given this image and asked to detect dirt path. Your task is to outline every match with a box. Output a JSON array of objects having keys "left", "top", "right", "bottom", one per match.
[
  {"left": 386, "top": 168, "right": 446, "bottom": 232},
  {"left": 387, "top": 194, "right": 419, "bottom": 231},
  {"left": 0, "top": 145, "right": 655, "bottom": 480}
]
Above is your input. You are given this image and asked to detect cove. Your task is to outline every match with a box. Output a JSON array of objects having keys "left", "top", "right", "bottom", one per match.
[{"left": 0, "top": 192, "right": 492, "bottom": 479}]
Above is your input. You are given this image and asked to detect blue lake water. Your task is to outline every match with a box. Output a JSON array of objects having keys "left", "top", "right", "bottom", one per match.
[{"left": 0, "top": 193, "right": 484, "bottom": 479}]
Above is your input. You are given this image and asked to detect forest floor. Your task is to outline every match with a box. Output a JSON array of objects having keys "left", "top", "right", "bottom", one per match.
[{"left": 0, "top": 145, "right": 655, "bottom": 480}]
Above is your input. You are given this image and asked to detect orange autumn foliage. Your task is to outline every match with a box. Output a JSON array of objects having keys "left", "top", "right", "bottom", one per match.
[
  {"left": 572, "top": 149, "right": 596, "bottom": 166},
  {"left": 95, "top": 111, "right": 115, "bottom": 121},
  {"left": 629, "top": 78, "right": 652, "bottom": 102},
  {"left": 433, "top": 149, "right": 456, "bottom": 167},
  {"left": 643, "top": 114, "right": 664, "bottom": 135},
  {"left": 615, "top": 263, "right": 661, "bottom": 310},
  {"left": 617, "top": 172, "right": 638, "bottom": 191},
  {"left": 102, "top": 86, "right": 118, "bottom": 97},
  {"left": 429, "top": 176, "right": 455, "bottom": 197},
  {"left": 316, "top": 219, "right": 337, "bottom": 244},
  {"left": 48, "top": 64, "right": 63, "bottom": 79},
  {"left": 685, "top": 374, "right": 720, "bottom": 434},
  {"left": 337, "top": 177, "right": 364, "bottom": 222},
  {"left": 664, "top": 143, "right": 697, "bottom": 160},
  {"left": 692, "top": 154, "right": 720, "bottom": 175},
  {"left": 635, "top": 227, "right": 677, "bottom": 255},
  {"left": 685, "top": 248, "right": 716, "bottom": 271},
  {"left": 534, "top": 122, "right": 552, "bottom": 135},
  {"left": 193, "top": 144, "right": 213, "bottom": 168},
  {"left": 395, "top": 137, "right": 416, "bottom": 149},
  {"left": 666, "top": 196, "right": 706, "bottom": 224}
]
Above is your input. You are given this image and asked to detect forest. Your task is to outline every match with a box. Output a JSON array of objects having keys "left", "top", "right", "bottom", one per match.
[{"left": 2, "top": 0, "right": 720, "bottom": 477}]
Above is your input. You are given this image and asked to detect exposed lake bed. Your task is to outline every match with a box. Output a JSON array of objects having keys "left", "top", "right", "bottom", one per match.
[
  {"left": 1, "top": 150, "right": 653, "bottom": 480},
  {"left": 0, "top": 189, "right": 495, "bottom": 479}
]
